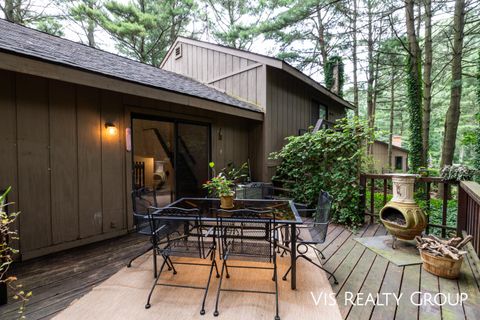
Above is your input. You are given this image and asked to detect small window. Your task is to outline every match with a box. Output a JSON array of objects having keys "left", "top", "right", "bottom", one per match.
[
  {"left": 395, "top": 156, "right": 403, "bottom": 170},
  {"left": 174, "top": 44, "right": 182, "bottom": 59},
  {"left": 311, "top": 100, "right": 328, "bottom": 125}
]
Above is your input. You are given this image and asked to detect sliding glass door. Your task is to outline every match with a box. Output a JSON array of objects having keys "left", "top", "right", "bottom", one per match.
[{"left": 132, "top": 116, "right": 210, "bottom": 205}]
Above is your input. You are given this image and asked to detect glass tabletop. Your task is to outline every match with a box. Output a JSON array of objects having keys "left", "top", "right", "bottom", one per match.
[{"left": 160, "top": 197, "right": 303, "bottom": 224}]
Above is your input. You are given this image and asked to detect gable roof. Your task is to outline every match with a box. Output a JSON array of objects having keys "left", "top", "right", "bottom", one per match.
[
  {"left": 0, "top": 19, "right": 262, "bottom": 114},
  {"left": 374, "top": 140, "right": 409, "bottom": 153},
  {"left": 161, "top": 37, "right": 355, "bottom": 110}
]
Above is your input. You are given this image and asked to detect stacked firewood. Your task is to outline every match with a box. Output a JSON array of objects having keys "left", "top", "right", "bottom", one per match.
[{"left": 415, "top": 234, "right": 473, "bottom": 260}]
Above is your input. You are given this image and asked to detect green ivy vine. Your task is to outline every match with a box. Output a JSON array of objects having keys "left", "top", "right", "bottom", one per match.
[
  {"left": 325, "top": 55, "right": 345, "bottom": 97},
  {"left": 406, "top": 54, "right": 424, "bottom": 172},
  {"left": 270, "top": 117, "right": 374, "bottom": 226}
]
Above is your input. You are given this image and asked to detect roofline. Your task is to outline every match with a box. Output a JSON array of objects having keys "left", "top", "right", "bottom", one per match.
[
  {"left": 0, "top": 50, "right": 264, "bottom": 121},
  {"left": 374, "top": 140, "right": 409, "bottom": 153},
  {"left": 162, "top": 37, "right": 355, "bottom": 110}
]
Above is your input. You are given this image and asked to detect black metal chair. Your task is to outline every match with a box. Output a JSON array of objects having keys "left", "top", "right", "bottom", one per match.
[
  {"left": 145, "top": 207, "right": 219, "bottom": 315},
  {"left": 213, "top": 208, "right": 280, "bottom": 320},
  {"left": 281, "top": 191, "right": 338, "bottom": 284},
  {"left": 128, "top": 188, "right": 177, "bottom": 276}
]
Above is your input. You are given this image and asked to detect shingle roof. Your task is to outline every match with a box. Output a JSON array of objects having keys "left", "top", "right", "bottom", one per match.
[{"left": 0, "top": 19, "right": 262, "bottom": 113}]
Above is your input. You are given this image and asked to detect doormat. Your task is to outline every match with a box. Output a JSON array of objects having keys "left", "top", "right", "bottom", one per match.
[{"left": 354, "top": 235, "right": 422, "bottom": 266}]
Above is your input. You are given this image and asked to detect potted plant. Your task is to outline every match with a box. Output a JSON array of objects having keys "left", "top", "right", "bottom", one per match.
[{"left": 203, "top": 162, "right": 235, "bottom": 209}]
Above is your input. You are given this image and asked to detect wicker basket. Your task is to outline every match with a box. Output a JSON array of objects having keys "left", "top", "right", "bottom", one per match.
[{"left": 419, "top": 250, "right": 463, "bottom": 279}]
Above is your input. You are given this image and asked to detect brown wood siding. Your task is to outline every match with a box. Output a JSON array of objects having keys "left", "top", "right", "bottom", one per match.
[
  {"left": 371, "top": 142, "right": 409, "bottom": 173},
  {"left": 49, "top": 80, "right": 79, "bottom": 244},
  {"left": 0, "top": 69, "right": 254, "bottom": 259},
  {"left": 162, "top": 41, "right": 265, "bottom": 108},
  {"left": 264, "top": 67, "right": 347, "bottom": 179}
]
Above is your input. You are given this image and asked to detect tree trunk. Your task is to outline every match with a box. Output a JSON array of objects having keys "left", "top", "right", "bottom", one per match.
[
  {"left": 352, "top": 0, "right": 359, "bottom": 115},
  {"left": 440, "top": 0, "right": 466, "bottom": 168},
  {"left": 316, "top": 5, "right": 328, "bottom": 79},
  {"left": 405, "top": 0, "right": 424, "bottom": 171},
  {"left": 367, "top": 0, "right": 375, "bottom": 133},
  {"left": 422, "top": 0, "right": 432, "bottom": 167},
  {"left": 388, "top": 67, "right": 395, "bottom": 171},
  {"left": 86, "top": 1, "right": 96, "bottom": 47}
]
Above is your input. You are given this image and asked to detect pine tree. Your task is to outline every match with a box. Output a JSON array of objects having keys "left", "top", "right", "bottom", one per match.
[{"left": 89, "top": 0, "right": 196, "bottom": 66}]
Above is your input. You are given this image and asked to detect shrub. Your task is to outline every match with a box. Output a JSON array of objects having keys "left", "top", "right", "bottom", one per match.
[
  {"left": 441, "top": 164, "right": 477, "bottom": 182},
  {"left": 271, "top": 117, "right": 374, "bottom": 226}
]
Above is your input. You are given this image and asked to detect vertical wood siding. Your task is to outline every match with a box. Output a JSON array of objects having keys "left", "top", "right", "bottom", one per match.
[
  {"left": 162, "top": 42, "right": 265, "bottom": 109},
  {"left": 0, "top": 70, "right": 127, "bottom": 257},
  {"left": 0, "top": 69, "right": 254, "bottom": 259},
  {"left": 264, "top": 67, "right": 347, "bottom": 179}
]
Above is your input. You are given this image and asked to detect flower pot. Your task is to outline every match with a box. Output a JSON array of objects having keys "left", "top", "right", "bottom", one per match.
[
  {"left": 220, "top": 195, "right": 234, "bottom": 209},
  {"left": 420, "top": 250, "right": 463, "bottom": 279}
]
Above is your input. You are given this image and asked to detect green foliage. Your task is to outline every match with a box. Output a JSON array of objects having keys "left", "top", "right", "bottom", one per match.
[
  {"left": 88, "top": 0, "right": 196, "bottom": 66},
  {"left": 475, "top": 51, "right": 480, "bottom": 181},
  {"left": 203, "top": 0, "right": 274, "bottom": 50},
  {"left": 406, "top": 54, "right": 424, "bottom": 172},
  {"left": 324, "top": 55, "right": 345, "bottom": 97},
  {"left": 441, "top": 164, "right": 477, "bottom": 181},
  {"left": 34, "top": 16, "right": 64, "bottom": 37},
  {"left": 220, "top": 162, "right": 250, "bottom": 184},
  {"left": 203, "top": 162, "right": 234, "bottom": 197},
  {"left": 1, "top": 187, "right": 31, "bottom": 315},
  {"left": 271, "top": 117, "right": 374, "bottom": 226}
]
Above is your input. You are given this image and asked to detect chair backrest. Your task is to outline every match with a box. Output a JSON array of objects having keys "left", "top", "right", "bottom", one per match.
[
  {"left": 131, "top": 188, "right": 158, "bottom": 235},
  {"left": 150, "top": 207, "right": 207, "bottom": 258},
  {"left": 311, "top": 191, "right": 333, "bottom": 244},
  {"left": 215, "top": 208, "right": 275, "bottom": 262}
]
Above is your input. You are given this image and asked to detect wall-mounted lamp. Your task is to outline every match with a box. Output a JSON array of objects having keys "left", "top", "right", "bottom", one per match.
[{"left": 105, "top": 122, "right": 118, "bottom": 136}]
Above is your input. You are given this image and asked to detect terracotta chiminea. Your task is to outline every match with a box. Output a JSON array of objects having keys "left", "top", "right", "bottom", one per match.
[{"left": 379, "top": 174, "right": 427, "bottom": 248}]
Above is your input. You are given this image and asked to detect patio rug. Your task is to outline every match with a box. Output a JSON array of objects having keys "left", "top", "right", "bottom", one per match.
[
  {"left": 354, "top": 235, "right": 422, "bottom": 266},
  {"left": 54, "top": 246, "right": 341, "bottom": 320}
]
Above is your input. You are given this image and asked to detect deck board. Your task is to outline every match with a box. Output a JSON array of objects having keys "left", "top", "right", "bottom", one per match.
[{"left": 1, "top": 223, "right": 479, "bottom": 319}]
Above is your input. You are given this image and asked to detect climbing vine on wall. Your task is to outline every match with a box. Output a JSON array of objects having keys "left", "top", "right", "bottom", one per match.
[
  {"left": 271, "top": 117, "right": 374, "bottom": 226},
  {"left": 406, "top": 55, "right": 424, "bottom": 172},
  {"left": 325, "top": 55, "right": 345, "bottom": 97}
]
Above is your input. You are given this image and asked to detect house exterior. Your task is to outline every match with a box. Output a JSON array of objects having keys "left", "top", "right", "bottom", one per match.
[
  {"left": 161, "top": 37, "right": 354, "bottom": 179},
  {"left": 0, "top": 20, "right": 352, "bottom": 260},
  {"left": 371, "top": 140, "right": 409, "bottom": 173}
]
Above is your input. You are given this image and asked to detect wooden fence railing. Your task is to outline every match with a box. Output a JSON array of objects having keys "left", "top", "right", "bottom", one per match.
[
  {"left": 457, "top": 181, "right": 480, "bottom": 256},
  {"left": 359, "top": 173, "right": 458, "bottom": 238}
]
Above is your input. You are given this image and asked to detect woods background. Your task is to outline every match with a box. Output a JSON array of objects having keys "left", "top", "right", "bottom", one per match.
[{"left": 1, "top": 0, "right": 479, "bottom": 174}]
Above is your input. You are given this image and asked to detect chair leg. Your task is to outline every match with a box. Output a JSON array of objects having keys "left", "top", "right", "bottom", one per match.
[
  {"left": 166, "top": 257, "right": 177, "bottom": 274},
  {"left": 145, "top": 256, "right": 168, "bottom": 309},
  {"left": 127, "top": 245, "right": 153, "bottom": 268},
  {"left": 273, "top": 251, "right": 280, "bottom": 320},
  {"left": 296, "top": 254, "right": 338, "bottom": 285},
  {"left": 200, "top": 252, "right": 218, "bottom": 315},
  {"left": 213, "top": 259, "right": 227, "bottom": 317}
]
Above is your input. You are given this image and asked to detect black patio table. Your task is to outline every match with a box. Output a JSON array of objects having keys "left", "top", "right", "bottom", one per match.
[{"left": 155, "top": 197, "right": 303, "bottom": 290}]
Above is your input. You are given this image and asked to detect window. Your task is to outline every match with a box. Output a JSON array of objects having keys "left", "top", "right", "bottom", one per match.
[
  {"left": 395, "top": 156, "right": 403, "bottom": 170},
  {"left": 311, "top": 100, "right": 328, "bottom": 125}
]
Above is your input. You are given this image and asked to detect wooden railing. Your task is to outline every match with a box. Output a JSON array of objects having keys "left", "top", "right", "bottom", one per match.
[
  {"left": 359, "top": 173, "right": 458, "bottom": 238},
  {"left": 457, "top": 181, "right": 480, "bottom": 256}
]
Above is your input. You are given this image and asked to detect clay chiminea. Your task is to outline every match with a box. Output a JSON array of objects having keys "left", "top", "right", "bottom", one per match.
[{"left": 379, "top": 174, "right": 427, "bottom": 248}]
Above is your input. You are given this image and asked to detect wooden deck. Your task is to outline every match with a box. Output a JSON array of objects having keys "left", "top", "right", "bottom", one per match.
[
  {"left": 1, "top": 223, "right": 479, "bottom": 319},
  {"left": 318, "top": 223, "right": 480, "bottom": 320}
]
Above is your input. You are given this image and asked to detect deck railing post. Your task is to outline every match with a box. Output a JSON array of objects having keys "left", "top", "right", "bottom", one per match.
[
  {"left": 441, "top": 181, "right": 449, "bottom": 238},
  {"left": 359, "top": 174, "right": 367, "bottom": 222},
  {"left": 457, "top": 182, "right": 467, "bottom": 237},
  {"left": 370, "top": 178, "right": 375, "bottom": 224}
]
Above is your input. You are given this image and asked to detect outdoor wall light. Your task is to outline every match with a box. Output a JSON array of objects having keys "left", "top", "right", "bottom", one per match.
[{"left": 105, "top": 122, "right": 118, "bottom": 136}]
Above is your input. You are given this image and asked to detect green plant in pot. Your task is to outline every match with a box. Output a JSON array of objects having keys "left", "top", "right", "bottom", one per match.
[{"left": 203, "top": 162, "right": 235, "bottom": 209}]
